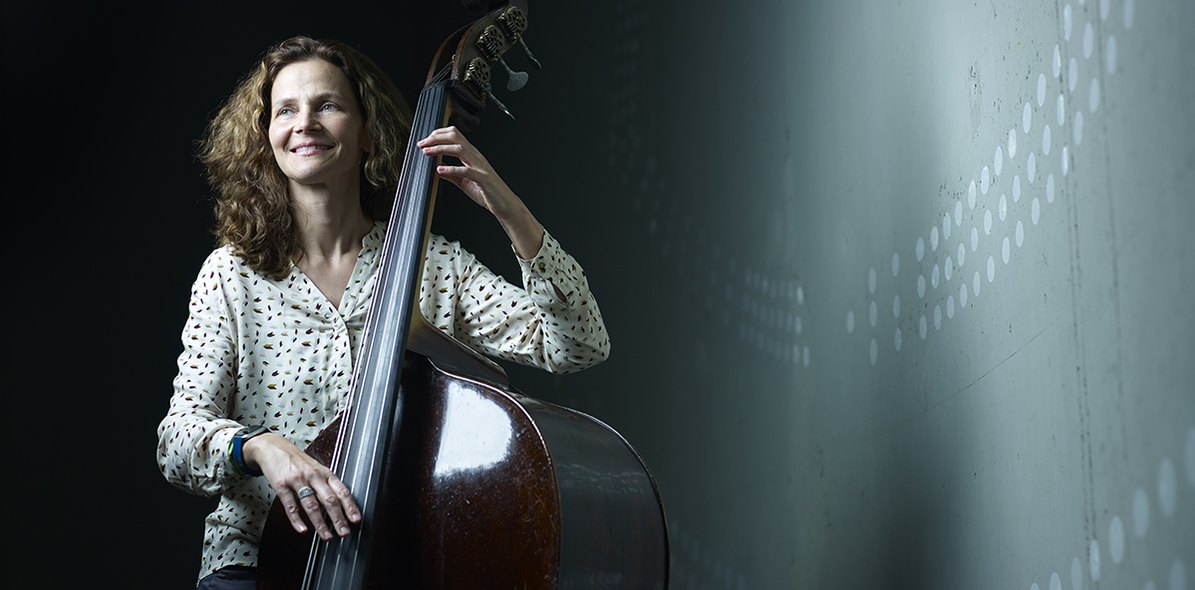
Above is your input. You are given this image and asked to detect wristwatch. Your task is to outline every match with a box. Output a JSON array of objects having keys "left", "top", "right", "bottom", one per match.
[{"left": 232, "top": 425, "right": 270, "bottom": 477}]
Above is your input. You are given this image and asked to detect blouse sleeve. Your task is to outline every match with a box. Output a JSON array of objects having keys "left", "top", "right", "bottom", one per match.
[
  {"left": 446, "top": 230, "right": 610, "bottom": 374},
  {"left": 155, "top": 252, "right": 248, "bottom": 497}
]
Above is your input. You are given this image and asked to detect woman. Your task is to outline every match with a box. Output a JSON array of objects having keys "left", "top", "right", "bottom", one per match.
[{"left": 156, "top": 35, "right": 609, "bottom": 589}]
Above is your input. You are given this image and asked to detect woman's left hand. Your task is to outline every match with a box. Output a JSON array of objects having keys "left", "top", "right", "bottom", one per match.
[
  {"left": 418, "top": 126, "right": 545, "bottom": 259},
  {"left": 418, "top": 126, "right": 521, "bottom": 218}
]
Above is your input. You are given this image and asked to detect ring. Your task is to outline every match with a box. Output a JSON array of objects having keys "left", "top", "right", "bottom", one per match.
[{"left": 297, "top": 486, "right": 316, "bottom": 500}]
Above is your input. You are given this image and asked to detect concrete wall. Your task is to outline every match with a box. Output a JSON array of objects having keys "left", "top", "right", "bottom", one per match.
[{"left": 502, "top": 0, "right": 1194, "bottom": 587}]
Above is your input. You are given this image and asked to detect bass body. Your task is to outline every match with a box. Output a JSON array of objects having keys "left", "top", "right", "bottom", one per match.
[{"left": 258, "top": 318, "right": 669, "bottom": 588}]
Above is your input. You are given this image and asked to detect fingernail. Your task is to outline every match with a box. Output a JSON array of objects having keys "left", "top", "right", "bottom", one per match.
[{"left": 339, "top": 526, "right": 350, "bottom": 536}]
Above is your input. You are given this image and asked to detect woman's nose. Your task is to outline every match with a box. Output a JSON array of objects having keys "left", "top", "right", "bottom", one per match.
[{"left": 295, "top": 109, "right": 321, "bottom": 133}]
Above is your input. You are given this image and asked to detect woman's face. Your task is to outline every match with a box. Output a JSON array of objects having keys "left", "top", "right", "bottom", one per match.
[{"left": 268, "top": 59, "right": 371, "bottom": 192}]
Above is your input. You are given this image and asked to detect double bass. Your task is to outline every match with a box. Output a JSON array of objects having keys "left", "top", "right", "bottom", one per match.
[{"left": 256, "top": 2, "right": 670, "bottom": 588}]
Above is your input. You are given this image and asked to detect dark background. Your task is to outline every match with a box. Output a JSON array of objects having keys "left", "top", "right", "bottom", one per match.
[{"left": 7, "top": 2, "right": 625, "bottom": 587}]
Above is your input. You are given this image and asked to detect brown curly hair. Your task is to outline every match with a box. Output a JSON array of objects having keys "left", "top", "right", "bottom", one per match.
[{"left": 197, "top": 36, "right": 412, "bottom": 279}]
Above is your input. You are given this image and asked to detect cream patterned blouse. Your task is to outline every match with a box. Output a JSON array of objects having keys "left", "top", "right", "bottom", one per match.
[{"left": 156, "top": 222, "right": 609, "bottom": 583}]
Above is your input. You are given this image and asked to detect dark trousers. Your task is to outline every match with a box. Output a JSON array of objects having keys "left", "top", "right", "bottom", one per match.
[{"left": 196, "top": 566, "right": 257, "bottom": 590}]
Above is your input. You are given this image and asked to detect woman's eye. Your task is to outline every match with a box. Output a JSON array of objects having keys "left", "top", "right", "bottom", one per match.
[
  {"left": 277, "top": 107, "right": 294, "bottom": 116},
  {"left": 320, "top": 103, "right": 339, "bottom": 111}
]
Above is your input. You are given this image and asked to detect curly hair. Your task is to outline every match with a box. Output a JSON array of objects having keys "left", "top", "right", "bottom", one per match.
[{"left": 197, "top": 36, "right": 412, "bottom": 279}]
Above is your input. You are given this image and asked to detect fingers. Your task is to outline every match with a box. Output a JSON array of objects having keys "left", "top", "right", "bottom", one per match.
[
  {"left": 417, "top": 125, "right": 471, "bottom": 149},
  {"left": 279, "top": 474, "right": 360, "bottom": 541},
  {"left": 418, "top": 127, "right": 488, "bottom": 166}
]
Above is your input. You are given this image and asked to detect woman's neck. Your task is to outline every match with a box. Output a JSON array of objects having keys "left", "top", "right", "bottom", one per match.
[{"left": 289, "top": 179, "right": 373, "bottom": 263}]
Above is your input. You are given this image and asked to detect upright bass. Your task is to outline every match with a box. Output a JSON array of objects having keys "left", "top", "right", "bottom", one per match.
[{"left": 256, "top": 2, "right": 670, "bottom": 588}]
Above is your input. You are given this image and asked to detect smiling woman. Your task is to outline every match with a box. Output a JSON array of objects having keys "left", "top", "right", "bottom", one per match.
[
  {"left": 268, "top": 59, "right": 373, "bottom": 198},
  {"left": 156, "top": 35, "right": 610, "bottom": 590}
]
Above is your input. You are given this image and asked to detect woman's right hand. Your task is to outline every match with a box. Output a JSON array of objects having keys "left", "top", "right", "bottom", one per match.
[{"left": 243, "top": 433, "right": 362, "bottom": 541}]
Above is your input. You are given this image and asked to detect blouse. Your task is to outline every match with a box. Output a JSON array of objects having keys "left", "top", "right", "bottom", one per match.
[{"left": 156, "top": 222, "right": 609, "bottom": 582}]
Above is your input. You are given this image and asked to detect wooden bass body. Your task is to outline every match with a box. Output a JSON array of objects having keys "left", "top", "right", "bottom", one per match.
[{"left": 258, "top": 320, "right": 670, "bottom": 588}]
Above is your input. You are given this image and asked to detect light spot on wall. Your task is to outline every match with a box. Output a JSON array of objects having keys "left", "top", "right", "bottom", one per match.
[
  {"left": 1134, "top": 487, "right": 1151, "bottom": 538},
  {"left": 1064, "top": 5, "right": 1074, "bottom": 41},
  {"left": 1109, "top": 515, "right": 1125, "bottom": 564},
  {"left": 1158, "top": 458, "right": 1178, "bottom": 517},
  {"left": 1171, "top": 560, "right": 1188, "bottom": 590}
]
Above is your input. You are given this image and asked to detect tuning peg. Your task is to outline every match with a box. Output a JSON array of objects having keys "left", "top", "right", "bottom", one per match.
[
  {"left": 488, "top": 90, "right": 515, "bottom": 120},
  {"left": 517, "top": 37, "right": 542, "bottom": 70},
  {"left": 499, "top": 58, "right": 529, "bottom": 92}
]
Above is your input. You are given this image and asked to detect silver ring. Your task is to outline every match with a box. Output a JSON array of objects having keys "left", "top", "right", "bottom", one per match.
[{"left": 297, "top": 486, "right": 316, "bottom": 500}]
